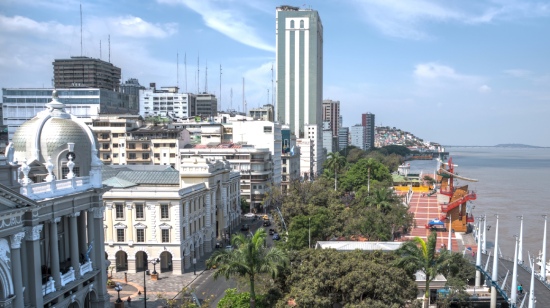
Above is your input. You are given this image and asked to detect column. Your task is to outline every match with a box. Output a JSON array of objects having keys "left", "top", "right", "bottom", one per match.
[
  {"left": 184, "top": 252, "right": 191, "bottom": 269},
  {"left": 78, "top": 210, "right": 87, "bottom": 255},
  {"left": 69, "top": 212, "right": 82, "bottom": 279},
  {"left": 126, "top": 203, "right": 134, "bottom": 245},
  {"left": 205, "top": 193, "right": 211, "bottom": 228},
  {"left": 106, "top": 204, "right": 114, "bottom": 243},
  {"left": 49, "top": 218, "right": 62, "bottom": 289},
  {"left": 199, "top": 243, "right": 204, "bottom": 257},
  {"left": 9, "top": 232, "right": 25, "bottom": 308},
  {"left": 185, "top": 201, "right": 190, "bottom": 239},
  {"left": 25, "top": 225, "right": 44, "bottom": 308},
  {"left": 92, "top": 207, "right": 109, "bottom": 307},
  {"left": 86, "top": 209, "right": 96, "bottom": 269},
  {"left": 20, "top": 233, "right": 30, "bottom": 307}
]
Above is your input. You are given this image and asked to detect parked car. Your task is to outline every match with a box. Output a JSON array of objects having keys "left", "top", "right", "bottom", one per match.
[
  {"left": 225, "top": 245, "right": 233, "bottom": 252},
  {"left": 262, "top": 220, "right": 271, "bottom": 227},
  {"left": 273, "top": 233, "right": 281, "bottom": 240},
  {"left": 262, "top": 215, "right": 269, "bottom": 220},
  {"left": 240, "top": 224, "right": 249, "bottom": 231},
  {"left": 268, "top": 228, "right": 275, "bottom": 235}
]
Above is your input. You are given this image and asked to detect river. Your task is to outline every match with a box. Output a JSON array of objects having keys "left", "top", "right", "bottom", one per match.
[{"left": 409, "top": 147, "right": 550, "bottom": 261}]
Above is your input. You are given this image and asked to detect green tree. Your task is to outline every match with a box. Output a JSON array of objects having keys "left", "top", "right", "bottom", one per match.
[
  {"left": 323, "top": 152, "right": 347, "bottom": 191},
  {"left": 382, "top": 145, "right": 411, "bottom": 156},
  {"left": 206, "top": 228, "right": 289, "bottom": 308},
  {"left": 261, "top": 249, "right": 420, "bottom": 307},
  {"left": 394, "top": 231, "right": 456, "bottom": 306},
  {"left": 346, "top": 147, "right": 367, "bottom": 164},
  {"left": 218, "top": 289, "right": 265, "bottom": 308},
  {"left": 240, "top": 197, "right": 250, "bottom": 213},
  {"left": 283, "top": 213, "right": 330, "bottom": 250},
  {"left": 340, "top": 158, "right": 391, "bottom": 192},
  {"left": 363, "top": 187, "right": 401, "bottom": 212}
]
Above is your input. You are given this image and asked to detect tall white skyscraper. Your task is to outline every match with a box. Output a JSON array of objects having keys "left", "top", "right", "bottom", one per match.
[{"left": 276, "top": 5, "right": 324, "bottom": 175}]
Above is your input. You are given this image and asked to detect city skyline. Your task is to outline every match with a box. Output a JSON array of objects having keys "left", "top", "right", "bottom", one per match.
[{"left": 0, "top": 0, "right": 549, "bottom": 146}]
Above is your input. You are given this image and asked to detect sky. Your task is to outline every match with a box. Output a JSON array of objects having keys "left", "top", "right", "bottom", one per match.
[{"left": 1, "top": 0, "right": 549, "bottom": 146}]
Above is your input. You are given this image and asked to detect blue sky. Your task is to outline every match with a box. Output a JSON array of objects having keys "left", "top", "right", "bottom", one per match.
[{"left": 1, "top": 0, "right": 549, "bottom": 146}]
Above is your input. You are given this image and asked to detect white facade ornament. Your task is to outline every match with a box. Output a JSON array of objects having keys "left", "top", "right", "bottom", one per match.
[
  {"left": 19, "top": 158, "right": 33, "bottom": 186},
  {"left": 9, "top": 232, "right": 26, "bottom": 249},
  {"left": 48, "top": 217, "right": 62, "bottom": 224},
  {"left": 88, "top": 283, "right": 94, "bottom": 292},
  {"left": 68, "top": 211, "right": 81, "bottom": 217},
  {"left": 66, "top": 154, "right": 75, "bottom": 179},
  {"left": 93, "top": 207, "right": 105, "bottom": 219},
  {"left": 45, "top": 156, "right": 56, "bottom": 182},
  {"left": 0, "top": 239, "right": 10, "bottom": 265},
  {"left": 25, "top": 225, "right": 43, "bottom": 241}
]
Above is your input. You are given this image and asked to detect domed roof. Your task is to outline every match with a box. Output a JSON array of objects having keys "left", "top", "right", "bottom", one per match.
[{"left": 8, "top": 90, "right": 99, "bottom": 168}]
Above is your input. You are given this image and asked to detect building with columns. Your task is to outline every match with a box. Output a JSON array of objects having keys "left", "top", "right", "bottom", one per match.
[
  {"left": 0, "top": 91, "right": 110, "bottom": 307},
  {"left": 102, "top": 155, "right": 241, "bottom": 275}
]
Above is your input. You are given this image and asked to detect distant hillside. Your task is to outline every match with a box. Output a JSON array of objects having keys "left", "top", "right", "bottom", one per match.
[{"left": 494, "top": 144, "right": 540, "bottom": 148}]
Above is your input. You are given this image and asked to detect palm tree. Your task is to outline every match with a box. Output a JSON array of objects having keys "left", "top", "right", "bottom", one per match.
[
  {"left": 362, "top": 187, "right": 400, "bottom": 211},
  {"left": 394, "top": 231, "right": 455, "bottom": 306},
  {"left": 206, "top": 228, "right": 289, "bottom": 308},
  {"left": 324, "top": 152, "right": 347, "bottom": 191}
]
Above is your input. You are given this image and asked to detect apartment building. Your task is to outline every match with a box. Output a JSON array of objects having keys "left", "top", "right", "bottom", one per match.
[
  {"left": 362, "top": 112, "right": 375, "bottom": 149},
  {"left": 296, "top": 138, "right": 314, "bottom": 180},
  {"left": 351, "top": 124, "right": 367, "bottom": 151},
  {"left": 181, "top": 144, "right": 273, "bottom": 212},
  {"left": 139, "top": 84, "right": 197, "bottom": 119},
  {"left": 85, "top": 114, "right": 190, "bottom": 167},
  {"left": 102, "top": 156, "right": 241, "bottom": 274},
  {"left": 196, "top": 93, "right": 218, "bottom": 116},
  {"left": 322, "top": 99, "right": 340, "bottom": 137},
  {"left": 339, "top": 127, "right": 349, "bottom": 150},
  {"left": 281, "top": 125, "right": 301, "bottom": 191},
  {"left": 248, "top": 104, "right": 274, "bottom": 121}
]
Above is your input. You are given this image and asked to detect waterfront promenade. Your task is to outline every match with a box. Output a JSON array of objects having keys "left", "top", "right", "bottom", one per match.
[{"left": 398, "top": 191, "right": 460, "bottom": 251}]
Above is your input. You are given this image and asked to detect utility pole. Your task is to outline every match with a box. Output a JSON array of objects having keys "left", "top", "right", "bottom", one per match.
[
  {"left": 205, "top": 60, "right": 208, "bottom": 93},
  {"left": 518, "top": 215, "right": 524, "bottom": 264},
  {"left": 475, "top": 216, "right": 482, "bottom": 287},
  {"left": 230, "top": 88, "right": 233, "bottom": 110},
  {"left": 482, "top": 214, "right": 487, "bottom": 254},
  {"left": 242, "top": 78, "right": 245, "bottom": 115},
  {"left": 220, "top": 63, "right": 222, "bottom": 112},
  {"left": 197, "top": 54, "right": 200, "bottom": 94},
  {"left": 542, "top": 214, "right": 548, "bottom": 282},
  {"left": 177, "top": 52, "right": 179, "bottom": 90},
  {"left": 309, "top": 217, "right": 311, "bottom": 249},
  {"left": 528, "top": 256, "right": 536, "bottom": 308},
  {"left": 511, "top": 234, "right": 519, "bottom": 304},
  {"left": 271, "top": 63, "right": 274, "bottom": 106},
  {"left": 80, "top": 4, "right": 83, "bottom": 56},
  {"left": 99, "top": 40, "right": 101, "bottom": 59},
  {"left": 490, "top": 214, "right": 499, "bottom": 308},
  {"left": 448, "top": 214, "right": 452, "bottom": 252},
  {"left": 108, "top": 35, "right": 110, "bottom": 63},
  {"left": 185, "top": 52, "right": 187, "bottom": 92}
]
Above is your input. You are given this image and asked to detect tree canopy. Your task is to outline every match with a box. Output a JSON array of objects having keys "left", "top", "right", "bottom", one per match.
[{"left": 340, "top": 158, "right": 392, "bottom": 192}]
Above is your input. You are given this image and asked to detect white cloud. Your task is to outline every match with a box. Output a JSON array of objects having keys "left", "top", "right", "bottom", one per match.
[
  {"left": 107, "top": 16, "right": 177, "bottom": 38},
  {"left": 478, "top": 85, "right": 491, "bottom": 93},
  {"left": 0, "top": 15, "right": 74, "bottom": 40},
  {"left": 414, "top": 62, "right": 483, "bottom": 85},
  {"left": 158, "top": 0, "right": 275, "bottom": 52},
  {"left": 352, "top": 0, "right": 550, "bottom": 39},
  {"left": 504, "top": 69, "right": 532, "bottom": 78}
]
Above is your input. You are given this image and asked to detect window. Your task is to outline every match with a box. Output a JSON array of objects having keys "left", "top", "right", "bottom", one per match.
[
  {"left": 161, "top": 229, "right": 169, "bottom": 243},
  {"left": 113, "top": 143, "right": 118, "bottom": 148},
  {"left": 169, "top": 143, "right": 176, "bottom": 147},
  {"left": 120, "top": 143, "right": 124, "bottom": 147},
  {"left": 116, "top": 204, "right": 124, "bottom": 219},
  {"left": 127, "top": 143, "right": 136, "bottom": 149},
  {"left": 61, "top": 167, "right": 80, "bottom": 178},
  {"left": 136, "top": 204, "right": 144, "bottom": 219},
  {"left": 101, "top": 133, "right": 109, "bottom": 139},
  {"left": 290, "top": 20, "right": 294, "bottom": 28},
  {"left": 142, "top": 153, "right": 150, "bottom": 159},
  {"left": 117, "top": 229, "right": 124, "bottom": 242},
  {"left": 128, "top": 153, "right": 136, "bottom": 159},
  {"left": 283, "top": 167, "right": 287, "bottom": 173},
  {"left": 113, "top": 133, "right": 118, "bottom": 137},
  {"left": 161, "top": 204, "right": 169, "bottom": 219},
  {"left": 154, "top": 153, "right": 160, "bottom": 158},
  {"left": 282, "top": 175, "right": 287, "bottom": 181},
  {"left": 103, "top": 154, "right": 110, "bottom": 159},
  {"left": 263, "top": 126, "right": 272, "bottom": 133},
  {"left": 142, "top": 143, "right": 149, "bottom": 149},
  {"left": 163, "top": 153, "right": 167, "bottom": 157},
  {"left": 137, "top": 229, "right": 145, "bottom": 242},
  {"left": 170, "top": 153, "right": 176, "bottom": 158},
  {"left": 282, "top": 159, "right": 286, "bottom": 164},
  {"left": 300, "top": 20, "right": 304, "bottom": 28},
  {"left": 154, "top": 143, "right": 160, "bottom": 147},
  {"left": 102, "top": 143, "right": 109, "bottom": 149},
  {"left": 122, "top": 153, "right": 125, "bottom": 157},
  {"left": 113, "top": 153, "right": 118, "bottom": 158}
]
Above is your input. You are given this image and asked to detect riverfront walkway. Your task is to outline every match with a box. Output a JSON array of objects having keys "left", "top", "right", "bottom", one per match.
[
  {"left": 397, "top": 192, "right": 460, "bottom": 251},
  {"left": 469, "top": 252, "right": 550, "bottom": 306}
]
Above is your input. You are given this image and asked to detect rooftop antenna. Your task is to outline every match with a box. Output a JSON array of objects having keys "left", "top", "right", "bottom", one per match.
[
  {"left": 243, "top": 77, "right": 245, "bottom": 115},
  {"left": 197, "top": 53, "right": 200, "bottom": 94},
  {"left": 271, "top": 63, "right": 274, "bottom": 106},
  {"left": 184, "top": 52, "right": 187, "bottom": 92},
  {"left": 230, "top": 88, "right": 233, "bottom": 110},
  {"left": 177, "top": 52, "right": 179, "bottom": 90},
  {"left": 80, "top": 4, "right": 83, "bottom": 56},
  {"left": 99, "top": 40, "right": 101, "bottom": 59},
  {"left": 205, "top": 60, "right": 208, "bottom": 93},
  {"left": 108, "top": 34, "right": 110, "bottom": 63},
  {"left": 219, "top": 63, "right": 222, "bottom": 112},
  {"left": 267, "top": 89, "right": 269, "bottom": 107}
]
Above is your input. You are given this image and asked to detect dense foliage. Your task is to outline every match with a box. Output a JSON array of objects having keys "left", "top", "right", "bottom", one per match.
[
  {"left": 217, "top": 289, "right": 265, "bottom": 308},
  {"left": 380, "top": 145, "right": 412, "bottom": 157},
  {"left": 339, "top": 158, "right": 392, "bottom": 192},
  {"left": 259, "top": 249, "right": 421, "bottom": 308}
]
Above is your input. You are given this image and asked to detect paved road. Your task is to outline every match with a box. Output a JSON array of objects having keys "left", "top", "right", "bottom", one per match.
[{"left": 476, "top": 252, "right": 550, "bottom": 306}]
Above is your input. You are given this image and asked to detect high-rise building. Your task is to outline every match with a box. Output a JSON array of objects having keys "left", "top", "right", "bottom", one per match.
[
  {"left": 249, "top": 104, "right": 274, "bottom": 121},
  {"left": 196, "top": 93, "right": 218, "bottom": 116},
  {"left": 276, "top": 5, "right": 323, "bottom": 175},
  {"left": 350, "top": 124, "right": 366, "bottom": 150},
  {"left": 322, "top": 99, "right": 340, "bottom": 137},
  {"left": 361, "top": 112, "right": 375, "bottom": 149},
  {"left": 338, "top": 127, "right": 349, "bottom": 150},
  {"left": 53, "top": 56, "right": 121, "bottom": 91},
  {"left": 120, "top": 78, "right": 144, "bottom": 110}
]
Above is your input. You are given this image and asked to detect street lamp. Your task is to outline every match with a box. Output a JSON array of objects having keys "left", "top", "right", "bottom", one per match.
[
  {"left": 114, "top": 283, "right": 123, "bottom": 303},
  {"left": 150, "top": 258, "right": 160, "bottom": 275},
  {"left": 193, "top": 258, "right": 197, "bottom": 275}
]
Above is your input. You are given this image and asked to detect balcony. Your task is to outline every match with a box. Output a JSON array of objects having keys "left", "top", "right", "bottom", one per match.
[
  {"left": 99, "top": 147, "right": 110, "bottom": 151},
  {"left": 250, "top": 158, "right": 266, "bottom": 163},
  {"left": 60, "top": 267, "right": 76, "bottom": 287},
  {"left": 126, "top": 136, "right": 152, "bottom": 141},
  {"left": 126, "top": 147, "right": 150, "bottom": 151}
]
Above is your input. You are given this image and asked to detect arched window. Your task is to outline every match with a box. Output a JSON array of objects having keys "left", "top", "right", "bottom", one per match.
[
  {"left": 300, "top": 20, "right": 304, "bottom": 28},
  {"left": 290, "top": 20, "right": 294, "bottom": 28}
]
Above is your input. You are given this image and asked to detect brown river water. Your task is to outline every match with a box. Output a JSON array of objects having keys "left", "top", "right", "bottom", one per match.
[{"left": 409, "top": 147, "right": 550, "bottom": 261}]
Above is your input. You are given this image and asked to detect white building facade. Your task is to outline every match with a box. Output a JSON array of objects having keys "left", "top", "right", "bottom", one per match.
[
  {"left": 351, "top": 125, "right": 367, "bottom": 151},
  {"left": 139, "top": 86, "right": 196, "bottom": 119}
]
